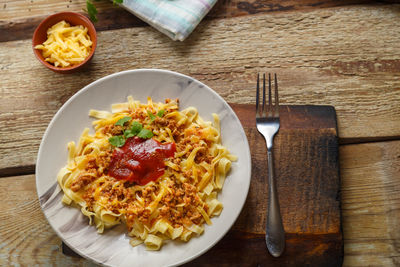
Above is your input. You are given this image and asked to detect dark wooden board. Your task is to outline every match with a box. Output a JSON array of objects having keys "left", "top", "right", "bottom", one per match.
[
  {"left": 184, "top": 104, "right": 342, "bottom": 266},
  {"left": 63, "top": 104, "right": 343, "bottom": 266}
]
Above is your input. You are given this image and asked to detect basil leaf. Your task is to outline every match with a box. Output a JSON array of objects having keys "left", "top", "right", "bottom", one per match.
[
  {"left": 86, "top": 0, "right": 98, "bottom": 22},
  {"left": 157, "top": 109, "right": 165, "bottom": 118},
  {"left": 113, "top": 0, "right": 123, "bottom": 3},
  {"left": 115, "top": 116, "right": 131, "bottom": 126},
  {"left": 137, "top": 129, "right": 153, "bottom": 139},
  {"left": 108, "top": 135, "right": 125, "bottom": 147},
  {"left": 147, "top": 111, "right": 156, "bottom": 121}
]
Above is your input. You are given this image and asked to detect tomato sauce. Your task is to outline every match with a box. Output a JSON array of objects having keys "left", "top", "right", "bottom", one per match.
[{"left": 108, "top": 136, "right": 176, "bottom": 185}]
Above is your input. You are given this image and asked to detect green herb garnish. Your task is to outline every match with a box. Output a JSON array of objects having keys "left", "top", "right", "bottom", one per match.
[
  {"left": 115, "top": 116, "right": 132, "bottom": 126},
  {"left": 86, "top": 0, "right": 98, "bottom": 22},
  {"left": 124, "top": 121, "right": 142, "bottom": 138},
  {"left": 157, "top": 109, "right": 165, "bottom": 117},
  {"left": 137, "top": 128, "right": 154, "bottom": 139},
  {"left": 147, "top": 110, "right": 156, "bottom": 121},
  {"left": 109, "top": 121, "right": 153, "bottom": 147},
  {"left": 130, "top": 121, "right": 143, "bottom": 134},
  {"left": 108, "top": 135, "right": 125, "bottom": 147},
  {"left": 123, "top": 129, "right": 135, "bottom": 139},
  {"left": 86, "top": 0, "right": 123, "bottom": 23}
]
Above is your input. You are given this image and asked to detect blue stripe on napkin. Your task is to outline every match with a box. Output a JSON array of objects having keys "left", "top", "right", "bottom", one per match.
[{"left": 122, "top": 0, "right": 218, "bottom": 41}]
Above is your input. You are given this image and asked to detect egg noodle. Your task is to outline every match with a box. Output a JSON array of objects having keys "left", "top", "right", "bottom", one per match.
[{"left": 57, "top": 96, "right": 236, "bottom": 250}]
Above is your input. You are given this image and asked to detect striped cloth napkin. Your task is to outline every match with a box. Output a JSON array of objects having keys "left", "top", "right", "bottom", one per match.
[{"left": 121, "top": 0, "right": 217, "bottom": 41}]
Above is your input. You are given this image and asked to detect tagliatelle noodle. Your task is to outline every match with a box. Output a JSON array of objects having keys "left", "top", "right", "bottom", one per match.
[{"left": 57, "top": 96, "right": 236, "bottom": 250}]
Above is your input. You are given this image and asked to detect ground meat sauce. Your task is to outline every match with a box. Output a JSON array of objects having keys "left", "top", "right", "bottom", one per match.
[{"left": 108, "top": 136, "right": 176, "bottom": 185}]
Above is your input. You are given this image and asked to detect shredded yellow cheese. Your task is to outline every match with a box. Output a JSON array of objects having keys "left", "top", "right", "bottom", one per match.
[{"left": 35, "top": 20, "right": 92, "bottom": 68}]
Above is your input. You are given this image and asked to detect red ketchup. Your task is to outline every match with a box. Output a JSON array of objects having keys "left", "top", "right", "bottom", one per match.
[{"left": 108, "top": 136, "right": 176, "bottom": 185}]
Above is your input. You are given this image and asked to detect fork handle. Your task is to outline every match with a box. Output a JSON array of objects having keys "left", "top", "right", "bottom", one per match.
[{"left": 266, "top": 149, "right": 285, "bottom": 257}]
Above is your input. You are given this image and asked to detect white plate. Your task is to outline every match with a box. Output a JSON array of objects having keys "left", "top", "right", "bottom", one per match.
[{"left": 36, "top": 69, "right": 251, "bottom": 267}]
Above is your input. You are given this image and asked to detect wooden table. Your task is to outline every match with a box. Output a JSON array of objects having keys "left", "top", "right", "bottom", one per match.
[{"left": 1, "top": 0, "right": 400, "bottom": 266}]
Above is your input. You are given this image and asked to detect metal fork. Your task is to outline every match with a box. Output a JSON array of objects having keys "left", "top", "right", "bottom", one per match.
[{"left": 256, "top": 73, "right": 285, "bottom": 257}]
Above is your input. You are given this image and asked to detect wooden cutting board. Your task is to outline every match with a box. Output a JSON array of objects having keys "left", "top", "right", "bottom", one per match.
[{"left": 63, "top": 104, "right": 343, "bottom": 266}]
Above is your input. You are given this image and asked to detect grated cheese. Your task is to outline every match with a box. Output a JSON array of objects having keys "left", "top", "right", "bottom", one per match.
[{"left": 35, "top": 20, "right": 92, "bottom": 68}]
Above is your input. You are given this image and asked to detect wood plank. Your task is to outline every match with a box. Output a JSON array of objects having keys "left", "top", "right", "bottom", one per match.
[
  {"left": 0, "top": 5, "right": 399, "bottom": 171},
  {"left": 0, "top": 0, "right": 394, "bottom": 42},
  {"left": 0, "top": 0, "right": 380, "bottom": 22},
  {"left": 1, "top": 140, "right": 399, "bottom": 266},
  {"left": 340, "top": 140, "right": 400, "bottom": 266},
  {"left": 0, "top": 174, "right": 89, "bottom": 266}
]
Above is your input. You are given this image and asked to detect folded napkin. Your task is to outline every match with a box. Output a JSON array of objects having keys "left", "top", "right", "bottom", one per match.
[{"left": 122, "top": 0, "right": 217, "bottom": 41}]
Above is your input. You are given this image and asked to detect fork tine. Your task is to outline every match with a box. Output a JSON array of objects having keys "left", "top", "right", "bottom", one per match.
[
  {"left": 256, "top": 73, "right": 260, "bottom": 117},
  {"left": 262, "top": 73, "right": 266, "bottom": 117},
  {"left": 274, "top": 73, "right": 279, "bottom": 117},
  {"left": 268, "top": 73, "right": 272, "bottom": 117}
]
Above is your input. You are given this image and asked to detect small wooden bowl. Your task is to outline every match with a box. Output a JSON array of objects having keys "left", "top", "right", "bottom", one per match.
[{"left": 32, "top": 12, "right": 97, "bottom": 74}]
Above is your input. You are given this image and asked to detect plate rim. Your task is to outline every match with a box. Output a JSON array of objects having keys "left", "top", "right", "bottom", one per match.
[{"left": 35, "top": 68, "right": 252, "bottom": 266}]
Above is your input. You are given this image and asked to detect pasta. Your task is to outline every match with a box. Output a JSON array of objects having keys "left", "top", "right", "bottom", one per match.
[{"left": 57, "top": 96, "right": 236, "bottom": 250}]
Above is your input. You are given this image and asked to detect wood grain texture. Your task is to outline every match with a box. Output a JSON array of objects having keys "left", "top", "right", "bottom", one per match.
[
  {"left": 232, "top": 105, "right": 340, "bottom": 234},
  {"left": 0, "top": 0, "right": 387, "bottom": 22},
  {"left": 1, "top": 0, "right": 396, "bottom": 42},
  {"left": 1, "top": 140, "right": 398, "bottom": 266},
  {"left": 340, "top": 140, "right": 400, "bottom": 266},
  {"left": 0, "top": 174, "right": 90, "bottom": 266},
  {"left": 1, "top": 5, "right": 400, "bottom": 172}
]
